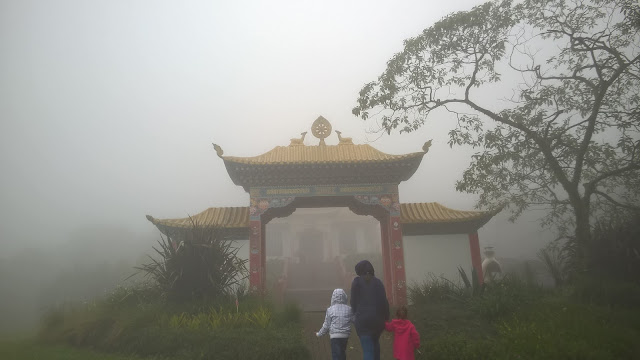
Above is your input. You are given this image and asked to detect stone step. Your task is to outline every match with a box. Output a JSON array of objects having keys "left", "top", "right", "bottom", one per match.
[
  {"left": 287, "top": 262, "right": 343, "bottom": 289},
  {"left": 285, "top": 288, "right": 336, "bottom": 312}
]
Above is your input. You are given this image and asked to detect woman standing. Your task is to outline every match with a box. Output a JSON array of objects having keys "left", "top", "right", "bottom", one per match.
[{"left": 350, "top": 260, "right": 390, "bottom": 360}]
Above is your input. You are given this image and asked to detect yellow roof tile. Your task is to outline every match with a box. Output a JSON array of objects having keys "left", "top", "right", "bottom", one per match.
[
  {"left": 146, "top": 207, "right": 249, "bottom": 229},
  {"left": 221, "top": 144, "right": 425, "bottom": 165},
  {"left": 147, "top": 202, "right": 497, "bottom": 230},
  {"left": 400, "top": 202, "right": 495, "bottom": 223}
]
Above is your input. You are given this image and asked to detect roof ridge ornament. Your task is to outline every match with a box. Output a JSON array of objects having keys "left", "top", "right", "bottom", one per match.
[
  {"left": 311, "top": 116, "right": 332, "bottom": 146},
  {"left": 289, "top": 132, "right": 307, "bottom": 147},
  {"left": 212, "top": 143, "right": 224, "bottom": 157},
  {"left": 422, "top": 139, "right": 432, "bottom": 153},
  {"left": 335, "top": 130, "right": 354, "bottom": 145}
]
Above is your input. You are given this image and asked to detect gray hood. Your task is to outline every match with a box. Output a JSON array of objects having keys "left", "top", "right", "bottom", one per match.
[{"left": 331, "top": 288, "right": 348, "bottom": 305}]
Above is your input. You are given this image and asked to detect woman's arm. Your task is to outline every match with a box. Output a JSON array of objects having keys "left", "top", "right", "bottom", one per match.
[
  {"left": 377, "top": 279, "right": 390, "bottom": 321},
  {"left": 350, "top": 278, "right": 359, "bottom": 314}
]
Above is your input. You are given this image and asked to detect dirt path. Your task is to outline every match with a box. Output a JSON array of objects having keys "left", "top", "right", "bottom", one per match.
[{"left": 302, "top": 312, "right": 394, "bottom": 360}]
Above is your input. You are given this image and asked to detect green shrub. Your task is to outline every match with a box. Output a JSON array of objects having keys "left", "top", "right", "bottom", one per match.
[
  {"left": 410, "top": 270, "right": 640, "bottom": 359},
  {"left": 119, "top": 326, "right": 309, "bottom": 360},
  {"left": 411, "top": 301, "right": 488, "bottom": 344},
  {"left": 421, "top": 299, "right": 640, "bottom": 360},
  {"left": 39, "top": 286, "right": 307, "bottom": 360},
  {"left": 471, "top": 274, "right": 544, "bottom": 319},
  {"left": 273, "top": 301, "right": 302, "bottom": 326},
  {"left": 409, "top": 270, "right": 544, "bottom": 320},
  {"left": 571, "top": 275, "right": 640, "bottom": 308},
  {"left": 0, "top": 340, "right": 152, "bottom": 360},
  {"left": 408, "top": 274, "right": 464, "bottom": 304},
  {"left": 419, "top": 333, "right": 494, "bottom": 360},
  {"left": 164, "top": 306, "right": 272, "bottom": 330},
  {"left": 135, "top": 224, "right": 248, "bottom": 302},
  {"left": 492, "top": 300, "right": 640, "bottom": 359},
  {"left": 589, "top": 213, "right": 640, "bottom": 283}
]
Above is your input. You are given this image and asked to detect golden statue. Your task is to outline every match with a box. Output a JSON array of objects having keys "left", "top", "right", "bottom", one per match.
[
  {"left": 335, "top": 130, "right": 354, "bottom": 145},
  {"left": 289, "top": 132, "right": 307, "bottom": 146}
]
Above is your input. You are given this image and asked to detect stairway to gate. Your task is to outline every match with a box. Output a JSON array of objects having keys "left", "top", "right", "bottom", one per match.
[
  {"left": 301, "top": 312, "right": 394, "bottom": 360},
  {"left": 285, "top": 260, "right": 344, "bottom": 311}
]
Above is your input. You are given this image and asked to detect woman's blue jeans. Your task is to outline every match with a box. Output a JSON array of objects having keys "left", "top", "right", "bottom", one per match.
[{"left": 359, "top": 335, "right": 381, "bottom": 360}]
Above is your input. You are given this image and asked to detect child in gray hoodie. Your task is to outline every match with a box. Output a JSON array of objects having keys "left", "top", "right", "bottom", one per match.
[{"left": 316, "top": 288, "right": 354, "bottom": 360}]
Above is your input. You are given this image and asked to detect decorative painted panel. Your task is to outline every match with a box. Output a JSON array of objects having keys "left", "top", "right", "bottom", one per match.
[
  {"left": 249, "top": 184, "right": 399, "bottom": 220},
  {"left": 389, "top": 215, "right": 407, "bottom": 305},
  {"left": 249, "top": 220, "right": 263, "bottom": 292},
  {"left": 354, "top": 193, "right": 400, "bottom": 216}
]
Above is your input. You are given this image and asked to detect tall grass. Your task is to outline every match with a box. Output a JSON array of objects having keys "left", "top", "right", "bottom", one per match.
[
  {"left": 165, "top": 306, "right": 272, "bottom": 330},
  {"left": 408, "top": 273, "right": 464, "bottom": 304},
  {"left": 407, "top": 261, "right": 640, "bottom": 359},
  {"left": 38, "top": 285, "right": 309, "bottom": 360},
  {"left": 0, "top": 340, "right": 152, "bottom": 360}
]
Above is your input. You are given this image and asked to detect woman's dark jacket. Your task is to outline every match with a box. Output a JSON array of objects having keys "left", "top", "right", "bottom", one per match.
[{"left": 350, "top": 260, "right": 390, "bottom": 337}]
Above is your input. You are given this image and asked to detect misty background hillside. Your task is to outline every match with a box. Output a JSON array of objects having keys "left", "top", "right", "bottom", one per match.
[{"left": 1, "top": 0, "right": 555, "bottom": 334}]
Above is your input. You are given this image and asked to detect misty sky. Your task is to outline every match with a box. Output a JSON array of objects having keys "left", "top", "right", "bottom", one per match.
[{"left": 0, "top": 0, "right": 553, "bottom": 258}]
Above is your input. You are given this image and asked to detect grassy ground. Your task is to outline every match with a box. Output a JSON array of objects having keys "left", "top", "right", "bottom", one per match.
[
  {"left": 407, "top": 276, "right": 640, "bottom": 360},
  {"left": 0, "top": 340, "right": 158, "bottom": 360}
]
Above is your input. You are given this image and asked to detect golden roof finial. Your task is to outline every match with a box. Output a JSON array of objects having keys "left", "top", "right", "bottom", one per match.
[
  {"left": 422, "top": 139, "right": 433, "bottom": 153},
  {"left": 289, "top": 132, "right": 307, "bottom": 147},
  {"left": 212, "top": 143, "right": 224, "bottom": 157},
  {"left": 335, "top": 130, "right": 354, "bottom": 145},
  {"left": 311, "top": 116, "right": 332, "bottom": 146}
]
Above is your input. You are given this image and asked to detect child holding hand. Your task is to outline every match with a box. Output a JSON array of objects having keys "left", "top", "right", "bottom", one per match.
[
  {"left": 385, "top": 306, "right": 420, "bottom": 360},
  {"left": 316, "top": 288, "right": 354, "bottom": 360}
]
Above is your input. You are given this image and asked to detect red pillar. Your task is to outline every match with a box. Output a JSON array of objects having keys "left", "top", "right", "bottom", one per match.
[
  {"left": 389, "top": 215, "right": 407, "bottom": 306},
  {"left": 261, "top": 221, "right": 267, "bottom": 290},
  {"left": 249, "top": 219, "right": 265, "bottom": 293},
  {"left": 468, "top": 232, "right": 484, "bottom": 285},
  {"left": 380, "top": 218, "right": 392, "bottom": 302}
]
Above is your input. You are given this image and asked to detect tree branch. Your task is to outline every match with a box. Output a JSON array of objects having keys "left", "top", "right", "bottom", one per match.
[
  {"left": 585, "top": 162, "right": 640, "bottom": 190},
  {"left": 593, "top": 190, "right": 640, "bottom": 211},
  {"left": 571, "top": 54, "right": 640, "bottom": 187}
]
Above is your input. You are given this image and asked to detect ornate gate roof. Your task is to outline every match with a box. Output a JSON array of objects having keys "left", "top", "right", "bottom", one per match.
[
  {"left": 212, "top": 116, "right": 432, "bottom": 191},
  {"left": 146, "top": 116, "right": 501, "bottom": 238}
]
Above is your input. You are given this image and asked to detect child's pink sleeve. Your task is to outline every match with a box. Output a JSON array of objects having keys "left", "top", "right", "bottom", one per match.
[
  {"left": 384, "top": 321, "right": 394, "bottom": 332},
  {"left": 410, "top": 323, "right": 420, "bottom": 349}
]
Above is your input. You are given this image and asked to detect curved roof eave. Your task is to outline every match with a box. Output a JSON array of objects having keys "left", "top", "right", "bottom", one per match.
[{"left": 146, "top": 203, "right": 501, "bottom": 232}]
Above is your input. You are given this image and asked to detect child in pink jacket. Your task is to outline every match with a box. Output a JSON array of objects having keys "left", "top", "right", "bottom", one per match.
[{"left": 385, "top": 306, "right": 420, "bottom": 360}]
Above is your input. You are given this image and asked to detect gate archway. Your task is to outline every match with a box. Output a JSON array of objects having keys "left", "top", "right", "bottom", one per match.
[
  {"left": 252, "top": 191, "right": 405, "bottom": 304},
  {"left": 147, "top": 116, "right": 501, "bottom": 306}
]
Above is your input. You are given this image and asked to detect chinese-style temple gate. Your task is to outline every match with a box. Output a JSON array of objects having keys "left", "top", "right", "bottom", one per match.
[{"left": 147, "top": 116, "right": 499, "bottom": 306}]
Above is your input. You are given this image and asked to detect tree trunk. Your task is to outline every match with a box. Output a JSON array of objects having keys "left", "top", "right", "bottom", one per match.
[{"left": 574, "top": 203, "right": 592, "bottom": 274}]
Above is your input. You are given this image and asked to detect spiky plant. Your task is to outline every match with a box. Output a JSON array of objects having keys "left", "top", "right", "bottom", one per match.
[
  {"left": 136, "top": 220, "right": 248, "bottom": 302},
  {"left": 458, "top": 266, "right": 482, "bottom": 297}
]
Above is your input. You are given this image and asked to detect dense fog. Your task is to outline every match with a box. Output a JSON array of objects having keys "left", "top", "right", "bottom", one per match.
[{"left": 1, "top": 0, "right": 555, "bottom": 334}]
